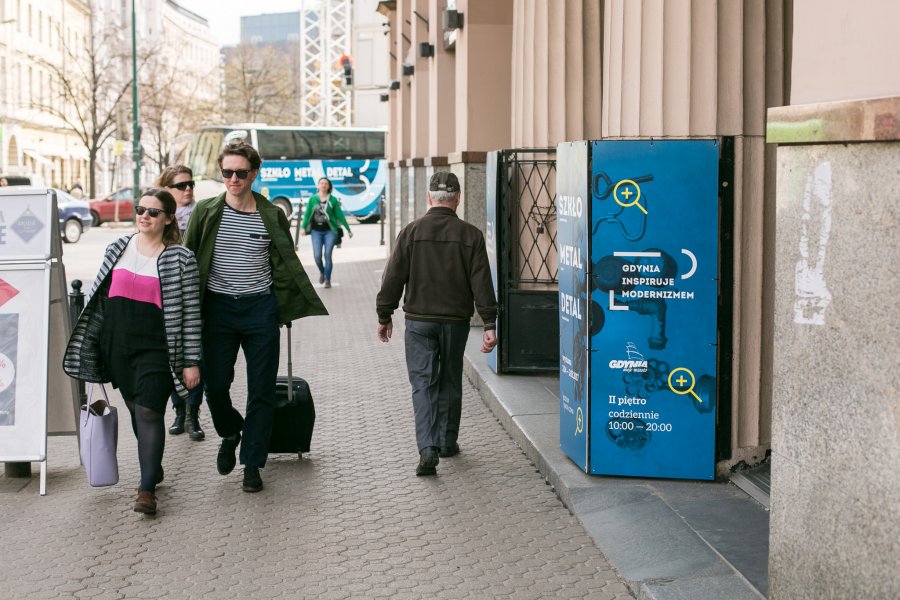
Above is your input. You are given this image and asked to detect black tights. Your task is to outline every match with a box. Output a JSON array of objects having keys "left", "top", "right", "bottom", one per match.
[{"left": 124, "top": 401, "right": 165, "bottom": 493}]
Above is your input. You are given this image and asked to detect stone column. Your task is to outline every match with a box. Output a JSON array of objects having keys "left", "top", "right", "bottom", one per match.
[
  {"left": 767, "top": 96, "right": 900, "bottom": 599},
  {"left": 449, "top": 151, "right": 487, "bottom": 235},
  {"left": 406, "top": 158, "right": 428, "bottom": 220},
  {"left": 427, "top": 0, "right": 455, "bottom": 158},
  {"left": 386, "top": 163, "right": 399, "bottom": 250},
  {"left": 451, "top": 0, "right": 512, "bottom": 234}
]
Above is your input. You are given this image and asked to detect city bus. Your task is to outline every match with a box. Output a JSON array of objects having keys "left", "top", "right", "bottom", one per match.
[{"left": 182, "top": 125, "right": 387, "bottom": 222}]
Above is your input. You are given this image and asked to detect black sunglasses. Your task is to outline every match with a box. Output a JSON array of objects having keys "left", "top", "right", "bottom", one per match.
[
  {"left": 135, "top": 206, "right": 168, "bottom": 218},
  {"left": 221, "top": 169, "right": 251, "bottom": 180},
  {"left": 168, "top": 180, "right": 195, "bottom": 191}
]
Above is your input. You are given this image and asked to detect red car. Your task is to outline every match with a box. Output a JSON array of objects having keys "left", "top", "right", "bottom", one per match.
[{"left": 89, "top": 187, "right": 140, "bottom": 225}]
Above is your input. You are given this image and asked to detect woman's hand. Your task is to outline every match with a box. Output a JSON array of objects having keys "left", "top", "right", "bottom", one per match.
[
  {"left": 348, "top": 231, "right": 354, "bottom": 239},
  {"left": 183, "top": 366, "right": 200, "bottom": 389}
]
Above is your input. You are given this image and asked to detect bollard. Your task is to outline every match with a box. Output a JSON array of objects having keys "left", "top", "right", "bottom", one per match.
[
  {"left": 293, "top": 210, "right": 302, "bottom": 250},
  {"left": 68, "top": 280, "right": 86, "bottom": 407},
  {"left": 379, "top": 196, "right": 385, "bottom": 246}
]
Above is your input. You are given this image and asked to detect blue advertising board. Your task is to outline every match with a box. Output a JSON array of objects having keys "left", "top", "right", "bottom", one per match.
[
  {"left": 485, "top": 152, "right": 500, "bottom": 373},
  {"left": 254, "top": 159, "right": 387, "bottom": 218},
  {"left": 556, "top": 142, "right": 591, "bottom": 470},
  {"left": 589, "top": 140, "right": 720, "bottom": 480}
]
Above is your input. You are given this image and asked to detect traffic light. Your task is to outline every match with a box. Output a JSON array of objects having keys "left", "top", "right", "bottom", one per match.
[{"left": 340, "top": 54, "right": 353, "bottom": 86}]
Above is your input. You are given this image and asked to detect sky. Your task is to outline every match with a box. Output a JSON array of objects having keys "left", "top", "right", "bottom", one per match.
[{"left": 177, "top": 0, "right": 306, "bottom": 46}]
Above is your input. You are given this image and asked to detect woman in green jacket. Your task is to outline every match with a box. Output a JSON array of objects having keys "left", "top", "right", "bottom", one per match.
[{"left": 300, "top": 177, "right": 353, "bottom": 288}]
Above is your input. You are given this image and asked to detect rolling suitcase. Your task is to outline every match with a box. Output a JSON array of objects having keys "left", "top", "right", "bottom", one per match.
[{"left": 269, "top": 322, "right": 316, "bottom": 456}]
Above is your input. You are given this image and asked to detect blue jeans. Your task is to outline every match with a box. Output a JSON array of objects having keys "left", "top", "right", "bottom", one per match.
[
  {"left": 310, "top": 228, "right": 337, "bottom": 280},
  {"left": 202, "top": 291, "right": 280, "bottom": 468}
]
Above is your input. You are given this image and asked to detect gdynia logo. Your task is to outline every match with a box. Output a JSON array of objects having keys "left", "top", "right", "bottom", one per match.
[{"left": 609, "top": 342, "right": 648, "bottom": 372}]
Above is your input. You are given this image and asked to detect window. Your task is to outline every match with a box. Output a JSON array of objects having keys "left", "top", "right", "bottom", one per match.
[
  {"left": 189, "top": 129, "right": 226, "bottom": 180},
  {"left": 367, "top": 132, "right": 386, "bottom": 157},
  {"left": 255, "top": 129, "right": 385, "bottom": 160},
  {"left": 256, "top": 129, "right": 299, "bottom": 159},
  {"left": 332, "top": 131, "right": 369, "bottom": 159}
]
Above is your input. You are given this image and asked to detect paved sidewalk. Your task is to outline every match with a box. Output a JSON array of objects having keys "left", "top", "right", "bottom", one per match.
[
  {"left": 463, "top": 345, "right": 769, "bottom": 600},
  {"left": 0, "top": 257, "right": 633, "bottom": 599}
]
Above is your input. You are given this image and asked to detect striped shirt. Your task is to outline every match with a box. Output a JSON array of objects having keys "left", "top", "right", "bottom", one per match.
[{"left": 207, "top": 203, "right": 273, "bottom": 295}]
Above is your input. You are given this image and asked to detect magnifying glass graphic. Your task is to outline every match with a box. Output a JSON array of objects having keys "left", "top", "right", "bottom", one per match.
[
  {"left": 667, "top": 367, "right": 702, "bottom": 404},
  {"left": 575, "top": 406, "right": 584, "bottom": 435},
  {"left": 613, "top": 179, "right": 648, "bottom": 214}
]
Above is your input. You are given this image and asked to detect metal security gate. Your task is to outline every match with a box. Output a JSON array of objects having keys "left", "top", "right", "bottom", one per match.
[{"left": 494, "top": 148, "right": 559, "bottom": 372}]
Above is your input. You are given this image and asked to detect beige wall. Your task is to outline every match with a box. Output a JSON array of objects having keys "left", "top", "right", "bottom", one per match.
[
  {"left": 512, "top": 0, "right": 602, "bottom": 148},
  {"left": 453, "top": 0, "right": 513, "bottom": 154},
  {"left": 790, "top": 0, "right": 900, "bottom": 105},
  {"left": 508, "top": 0, "right": 792, "bottom": 467},
  {"left": 386, "top": 0, "right": 513, "bottom": 161}
]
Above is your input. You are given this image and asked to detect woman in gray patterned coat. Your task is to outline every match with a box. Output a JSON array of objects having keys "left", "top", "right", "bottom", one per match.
[{"left": 64, "top": 189, "right": 201, "bottom": 515}]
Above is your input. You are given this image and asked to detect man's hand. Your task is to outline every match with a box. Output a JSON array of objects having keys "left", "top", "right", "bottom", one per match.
[
  {"left": 377, "top": 322, "right": 393, "bottom": 343},
  {"left": 183, "top": 366, "right": 200, "bottom": 389},
  {"left": 481, "top": 329, "right": 497, "bottom": 353},
  {"left": 348, "top": 231, "right": 354, "bottom": 238}
]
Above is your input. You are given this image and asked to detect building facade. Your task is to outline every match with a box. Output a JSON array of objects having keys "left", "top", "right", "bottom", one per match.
[
  {"left": 351, "top": 0, "right": 389, "bottom": 127},
  {"left": 766, "top": 0, "right": 899, "bottom": 597},
  {"left": 380, "top": 1, "right": 899, "bottom": 595},
  {"left": 159, "top": 0, "right": 219, "bottom": 105},
  {"left": 0, "top": 0, "right": 92, "bottom": 188},
  {"left": 0, "top": 0, "right": 219, "bottom": 195}
]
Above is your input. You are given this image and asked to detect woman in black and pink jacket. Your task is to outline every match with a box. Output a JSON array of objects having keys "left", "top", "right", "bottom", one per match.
[{"left": 64, "top": 188, "right": 201, "bottom": 515}]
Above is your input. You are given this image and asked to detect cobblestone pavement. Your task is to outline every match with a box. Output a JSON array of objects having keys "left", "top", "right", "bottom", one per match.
[{"left": 0, "top": 250, "right": 633, "bottom": 599}]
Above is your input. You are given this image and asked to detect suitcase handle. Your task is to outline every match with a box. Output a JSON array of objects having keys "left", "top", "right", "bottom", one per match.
[{"left": 285, "top": 322, "right": 293, "bottom": 403}]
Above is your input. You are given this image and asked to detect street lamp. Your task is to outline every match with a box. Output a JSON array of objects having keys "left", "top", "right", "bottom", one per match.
[{"left": 131, "top": 0, "right": 141, "bottom": 209}]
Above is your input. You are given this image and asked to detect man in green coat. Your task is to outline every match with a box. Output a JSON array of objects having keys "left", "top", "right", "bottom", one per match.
[{"left": 184, "top": 141, "right": 327, "bottom": 493}]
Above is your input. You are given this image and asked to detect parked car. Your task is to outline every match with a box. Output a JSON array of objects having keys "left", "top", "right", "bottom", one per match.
[
  {"left": 54, "top": 188, "right": 92, "bottom": 243},
  {"left": 89, "top": 186, "right": 140, "bottom": 225}
]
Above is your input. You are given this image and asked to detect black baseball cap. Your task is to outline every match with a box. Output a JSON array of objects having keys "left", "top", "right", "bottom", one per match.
[{"left": 429, "top": 171, "right": 460, "bottom": 193}]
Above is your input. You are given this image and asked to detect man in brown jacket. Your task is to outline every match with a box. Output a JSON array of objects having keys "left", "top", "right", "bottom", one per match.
[{"left": 376, "top": 172, "right": 498, "bottom": 476}]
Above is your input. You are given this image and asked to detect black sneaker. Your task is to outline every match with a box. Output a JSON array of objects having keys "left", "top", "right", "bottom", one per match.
[
  {"left": 216, "top": 434, "right": 241, "bottom": 475},
  {"left": 439, "top": 443, "right": 460, "bottom": 458},
  {"left": 416, "top": 447, "right": 440, "bottom": 476},
  {"left": 242, "top": 466, "right": 263, "bottom": 493}
]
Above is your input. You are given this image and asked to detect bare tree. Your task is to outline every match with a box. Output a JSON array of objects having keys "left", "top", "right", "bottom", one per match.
[
  {"left": 222, "top": 43, "right": 300, "bottom": 124},
  {"left": 29, "top": 19, "right": 156, "bottom": 197},
  {"left": 140, "top": 63, "right": 219, "bottom": 173}
]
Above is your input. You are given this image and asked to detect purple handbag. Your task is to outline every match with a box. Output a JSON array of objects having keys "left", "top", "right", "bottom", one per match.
[{"left": 79, "top": 384, "right": 119, "bottom": 487}]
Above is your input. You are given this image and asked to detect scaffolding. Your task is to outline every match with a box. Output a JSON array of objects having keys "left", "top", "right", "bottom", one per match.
[{"left": 299, "top": 0, "right": 352, "bottom": 127}]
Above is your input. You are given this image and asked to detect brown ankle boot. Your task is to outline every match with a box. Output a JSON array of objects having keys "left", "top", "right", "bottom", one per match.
[{"left": 134, "top": 490, "right": 157, "bottom": 514}]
